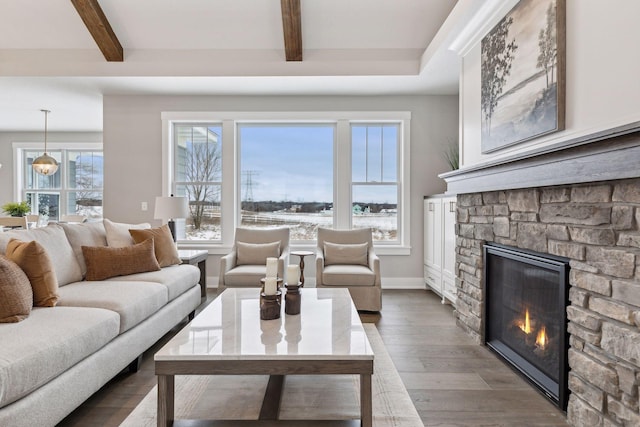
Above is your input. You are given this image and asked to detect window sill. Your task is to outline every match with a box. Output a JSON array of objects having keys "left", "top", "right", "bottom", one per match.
[{"left": 177, "top": 243, "right": 411, "bottom": 256}]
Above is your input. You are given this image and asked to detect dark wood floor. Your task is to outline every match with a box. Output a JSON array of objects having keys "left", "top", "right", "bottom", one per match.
[{"left": 57, "top": 289, "right": 568, "bottom": 426}]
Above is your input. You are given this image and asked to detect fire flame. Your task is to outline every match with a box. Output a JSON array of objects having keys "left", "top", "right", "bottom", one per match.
[
  {"left": 519, "top": 309, "right": 532, "bottom": 334},
  {"left": 536, "top": 326, "right": 547, "bottom": 349}
]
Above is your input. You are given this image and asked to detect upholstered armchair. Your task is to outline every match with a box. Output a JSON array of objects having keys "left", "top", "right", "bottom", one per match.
[
  {"left": 316, "top": 227, "right": 381, "bottom": 311},
  {"left": 219, "top": 227, "right": 290, "bottom": 289}
]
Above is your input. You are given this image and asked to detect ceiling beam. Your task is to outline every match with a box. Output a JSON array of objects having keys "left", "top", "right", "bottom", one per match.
[
  {"left": 280, "top": 0, "right": 302, "bottom": 61},
  {"left": 71, "top": 0, "right": 123, "bottom": 61}
]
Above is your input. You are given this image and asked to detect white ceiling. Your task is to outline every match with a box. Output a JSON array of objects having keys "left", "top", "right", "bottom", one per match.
[{"left": 0, "top": 0, "right": 484, "bottom": 132}]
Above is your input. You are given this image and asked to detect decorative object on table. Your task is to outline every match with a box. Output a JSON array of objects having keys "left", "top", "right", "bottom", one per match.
[
  {"left": 1, "top": 201, "right": 31, "bottom": 217},
  {"left": 260, "top": 290, "right": 281, "bottom": 320},
  {"left": 265, "top": 257, "right": 278, "bottom": 279},
  {"left": 154, "top": 194, "right": 189, "bottom": 241},
  {"left": 290, "top": 250, "right": 313, "bottom": 286},
  {"left": 481, "top": 0, "right": 565, "bottom": 153},
  {"left": 32, "top": 109, "right": 59, "bottom": 176},
  {"left": 284, "top": 283, "right": 301, "bottom": 315}
]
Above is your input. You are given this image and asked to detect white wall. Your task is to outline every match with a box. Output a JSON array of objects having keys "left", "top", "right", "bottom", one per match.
[
  {"left": 460, "top": 0, "right": 640, "bottom": 167},
  {"left": 103, "top": 94, "right": 459, "bottom": 286},
  {"left": 0, "top": 131, "right": 102, "bottom": 206}
]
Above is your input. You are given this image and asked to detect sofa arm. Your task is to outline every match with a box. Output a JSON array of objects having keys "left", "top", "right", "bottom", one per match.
[
  {"left": 219, "top": 250, "right": 237, "bottom": 287},
  {"left": 369, "top": 250, "right": 381, "bottom": 287},
  {"left": 315, "top": 248, "right": 325, "bottom": 286}
]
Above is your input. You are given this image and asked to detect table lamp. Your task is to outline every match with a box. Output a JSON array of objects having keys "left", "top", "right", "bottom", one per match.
[{"left": 154, "top": 194, "right": 189, "bottom": 241}]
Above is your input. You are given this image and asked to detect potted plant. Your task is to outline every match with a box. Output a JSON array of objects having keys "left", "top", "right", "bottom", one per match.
[{"left": 2, "top": 201, "right": 31, "bottom": 217}]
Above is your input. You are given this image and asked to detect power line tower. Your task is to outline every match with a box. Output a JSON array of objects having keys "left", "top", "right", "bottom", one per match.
[{"left": 242, "top": 170, "right": 259, "bottom": 211}]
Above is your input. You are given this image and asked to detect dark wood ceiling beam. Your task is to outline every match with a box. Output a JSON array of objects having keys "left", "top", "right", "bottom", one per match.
[
  {"left": 280, "top": 0, "right": 302, "bottom": 61},
  {"left": 71, "top": 0, "right": 123, "bottom": 61}
]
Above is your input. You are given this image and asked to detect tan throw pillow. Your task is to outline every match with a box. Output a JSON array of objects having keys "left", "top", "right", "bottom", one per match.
[
  {"left": 324, "top": 241, "right": 369, "bottom": 266},
  {"left": 59, "top": 222, "right": 108, "bottom": 278},
  {"left": 103, "top": 218, "right": 151, "bottom": 247},
  {"left": 0, "top": 255, "right": 33, "bottom": 323},
  {"left": 6, "top": 238, "right": 59, "bottom": 307},
  {"left": 129, "top": 224, "right": 181, "bottom": 267},
  {"left": 82, "top": 239, "right": 161, "bottom": 281},
  {"left": 236, "top": 241, "right": 280, "bottom": 265}
]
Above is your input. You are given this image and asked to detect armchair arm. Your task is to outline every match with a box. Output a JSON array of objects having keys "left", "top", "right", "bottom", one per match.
[
  {"left": 219, "top": 250, "right": 237, "bottom": 287},
  {"left": 315, "top": 248, "right": 325, "bottom": 286},
  {"left": 368, "top": 249, "right": 381, "bottom": 287}
]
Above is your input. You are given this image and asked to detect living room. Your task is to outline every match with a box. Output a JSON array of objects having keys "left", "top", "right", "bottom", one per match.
[{"left": 1, "top": 1, "right": 639, "bottom": 426}]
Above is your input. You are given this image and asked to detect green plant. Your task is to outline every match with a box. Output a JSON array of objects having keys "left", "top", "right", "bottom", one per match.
[
  {"left": 443, "top": 141, "right": 459, "bottom": 171},
  {"left": 2, "top": 201, "right": 31, "bottom": 217}
]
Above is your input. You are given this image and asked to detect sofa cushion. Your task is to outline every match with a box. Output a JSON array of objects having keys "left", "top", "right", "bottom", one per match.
[
  {"left": 0, "top": 224, "right": 83, "bottom": 287},
  {"left": 59, "top": 222, "right": 107, "bottom": 278},
  {"left": 236, "top": 241, "right": 280, "bottom": 266},
  {"left": 129, "top": 225, "right": 181, "bottom": 267},
  {"left": 224, "top": 264, "right": 266, "bottom": 287},
  {"left": 6, "top": 239, "right": 58, "bottom": 307},
  {"left": 103, "top": 218, "right": 150, "bottom": 247},
  {"left": 321, "top": 264, "right": 375, "bottom": 287},
  {"left": 0, "top": 306, "right": 120, "bottom": 408},
  {"left": 105, "top": 264, "right": 200, "bottom": 301},
  {"left": 82, "top": 239, "right": 161, "bottom": 281},
  {"left": 57, "top": 280, "right": 168, "bottom": 333},
  {"left": 0, "top": 255, "right": 32, "bottom": 323},
  {"left": 323, "top": 241, "right": 368, "bottom": 266}
]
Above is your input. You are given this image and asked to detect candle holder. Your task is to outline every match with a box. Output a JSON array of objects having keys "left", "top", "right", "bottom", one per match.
[
  {"left": 260, "top": 277, "right": 283, "bottom": 302},
  {"left": 285, "top": 282, "right": 301, "bottom": 315},
  {"left": 260, "top": 291, "right": 282, "bottom": 320}
]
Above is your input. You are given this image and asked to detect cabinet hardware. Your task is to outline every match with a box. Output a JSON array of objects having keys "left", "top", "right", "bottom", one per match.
[{"left": 449, "top": 201, "right": 456, "bottom": 212}]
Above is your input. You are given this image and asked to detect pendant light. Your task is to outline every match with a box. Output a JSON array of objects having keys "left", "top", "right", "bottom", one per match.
[{"left": 32, "top": 109, "right": 59, "bottom": 176}]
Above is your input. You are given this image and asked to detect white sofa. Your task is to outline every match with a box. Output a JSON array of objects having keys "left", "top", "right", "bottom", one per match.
[{"left": 0, "top": 221, "right": 201, "bottom": 427}]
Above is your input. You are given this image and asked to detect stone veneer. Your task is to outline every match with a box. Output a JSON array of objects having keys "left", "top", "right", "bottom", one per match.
[{"left": 454, "top": 178, "right": 640, "bottom": 426}]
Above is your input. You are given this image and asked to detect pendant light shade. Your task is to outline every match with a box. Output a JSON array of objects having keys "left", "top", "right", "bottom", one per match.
[{"left": 32, "top": 109, "right": 59, "bottom": 176}]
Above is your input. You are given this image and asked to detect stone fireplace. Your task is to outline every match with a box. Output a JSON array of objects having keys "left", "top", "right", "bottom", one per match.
[{"left": 442, "top": 131, "right": 640, "bottom": 426}]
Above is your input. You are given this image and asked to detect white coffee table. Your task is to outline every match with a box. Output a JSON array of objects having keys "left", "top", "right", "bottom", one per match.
[{"left": 155, "top": 287, "right": 374, "bottom": 426}]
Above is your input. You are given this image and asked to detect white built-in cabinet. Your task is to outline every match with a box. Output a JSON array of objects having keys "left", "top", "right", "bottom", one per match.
[{"left": 424, "top": 194, "right": 457, "bottom": 306}]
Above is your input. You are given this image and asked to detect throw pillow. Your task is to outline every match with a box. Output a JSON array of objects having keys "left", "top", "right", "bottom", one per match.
[
  {"left": 59, "top": 222, "right": 108, "bottom": 278},
  {"left": 129, "top": 224, "right": 181, "bottom": 268},
  {"left": 82, "top": 238, "right": 161, "bottom": 281},
  {"left": 323, "top": 241, "right": 369, "bottom": 266},
  {"left": 236, "top": 241, "right": 280, "bottom": 265},
  {"left": 0, "top": 255, "right": 33, "bottom": 323},
  {"left": 6, "top": 238, "right": 59, "bottom": 307},
  {"left": 103, "top": 218, "right": 151, "bottom": 247}
]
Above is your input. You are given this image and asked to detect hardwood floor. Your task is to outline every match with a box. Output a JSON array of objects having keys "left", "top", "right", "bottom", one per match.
[{"left": 57, "top": 289, "right": 568, "bottom": 426}]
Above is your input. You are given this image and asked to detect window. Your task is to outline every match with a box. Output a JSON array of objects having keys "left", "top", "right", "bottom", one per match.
[
  {"left": 163, "top": 111, "right": 410, "bottom": 253},
  {"left": 239, "top": 124, "right": 334, "bottom": 241},
  {"left": 20, "top": 147, "right": 103, "bottom": 221},
  {"left": 351, "top": 124, "right": 399, "bottom": 242},
  {"left": 173, "top": 124, "right": 223, "bottom": 241}
]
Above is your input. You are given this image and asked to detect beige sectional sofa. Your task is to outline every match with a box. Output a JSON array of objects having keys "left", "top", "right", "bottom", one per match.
[{"left": 0, "top": 221, "right": 201, "bottom": 427}]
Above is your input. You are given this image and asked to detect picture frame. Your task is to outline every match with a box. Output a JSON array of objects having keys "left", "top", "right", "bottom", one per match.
[{"left": 481, "top": 0, "right": 566, "bottom": 153}]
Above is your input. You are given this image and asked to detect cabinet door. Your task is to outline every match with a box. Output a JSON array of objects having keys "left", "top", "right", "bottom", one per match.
[
  {"left": 424, "top": 198, "right": 442, "bottom": 269},
  {"left": 442, "top": 197, "right": 456, "bottom": 281}
]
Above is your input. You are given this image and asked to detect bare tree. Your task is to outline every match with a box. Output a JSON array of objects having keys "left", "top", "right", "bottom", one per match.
[
  {"left": 537, "top": 2, "right": 557, "bottom": 89},
  {"left": 481, "top": 16, "right": 518, "bottom": 134},
  {"left": 184, "top": 130, "right": 221, "bottom": 229}
]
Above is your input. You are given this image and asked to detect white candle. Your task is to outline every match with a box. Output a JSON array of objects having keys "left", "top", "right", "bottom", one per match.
[
  {"left": 286, "top": 264, "right": 300, "bottom": 285},
  {"left": 264, "top": 277, "right": 277, "bottom": 296},
  {"left": 266, "top": 257, "right": 278, "bottom": 278}
]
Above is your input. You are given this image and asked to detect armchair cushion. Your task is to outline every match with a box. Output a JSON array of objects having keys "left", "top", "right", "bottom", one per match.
[
  {"left": 236, "top": 241, "right": 280, "bottom": 266},
  {"left": 322, "top": 265, "right": 376, "bottom": 287},
  {"left": 323, "top": 241, "right": 368, "bottom": 266}
]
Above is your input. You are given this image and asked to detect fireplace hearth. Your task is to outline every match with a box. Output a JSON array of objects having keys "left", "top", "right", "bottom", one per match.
[{"left": 484, "top": 243, "right": 570, "bottom": 410}]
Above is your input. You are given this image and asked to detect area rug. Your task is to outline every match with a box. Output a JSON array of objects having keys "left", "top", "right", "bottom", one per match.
[{"left": 120, "top": 324, "right": 423, "bottom": 427}]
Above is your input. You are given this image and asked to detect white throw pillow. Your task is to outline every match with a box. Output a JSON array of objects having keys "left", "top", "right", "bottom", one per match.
[
  {"left": 323, "top": 241, "right": 368, "bottom": 266},
  {"left": 103, "top": 218, "right": 151, "bottom": 247}
]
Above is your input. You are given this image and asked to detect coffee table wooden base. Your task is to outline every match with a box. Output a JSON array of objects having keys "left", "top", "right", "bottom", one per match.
[{"left": 156, "top": 361, "right": 373, "bottom": 427}]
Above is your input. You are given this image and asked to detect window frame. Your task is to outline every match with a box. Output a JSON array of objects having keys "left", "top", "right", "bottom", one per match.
[
  {"left": 162, "top": 111, "right": 410, "bottom": 255},
  {"left": 13, "top": 142, "right": 104, "bottom": 221}
]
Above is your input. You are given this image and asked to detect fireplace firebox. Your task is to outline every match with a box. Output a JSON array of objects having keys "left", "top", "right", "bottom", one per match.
[{"left": 484, "top": 243, "right": 570, "bottom": 410}]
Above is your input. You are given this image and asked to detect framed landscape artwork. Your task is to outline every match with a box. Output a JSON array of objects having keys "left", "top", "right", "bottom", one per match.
[{"left": 481, "top": 0, "right": 565, "bottom": 153}]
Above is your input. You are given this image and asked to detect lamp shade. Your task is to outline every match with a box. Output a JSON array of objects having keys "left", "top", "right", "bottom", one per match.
[
  {"left": 33, "top": 109, "right": 59, "bottom": 176},
  {"left": 154, "top": 196, "right": 189, "bottom": 220}
]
